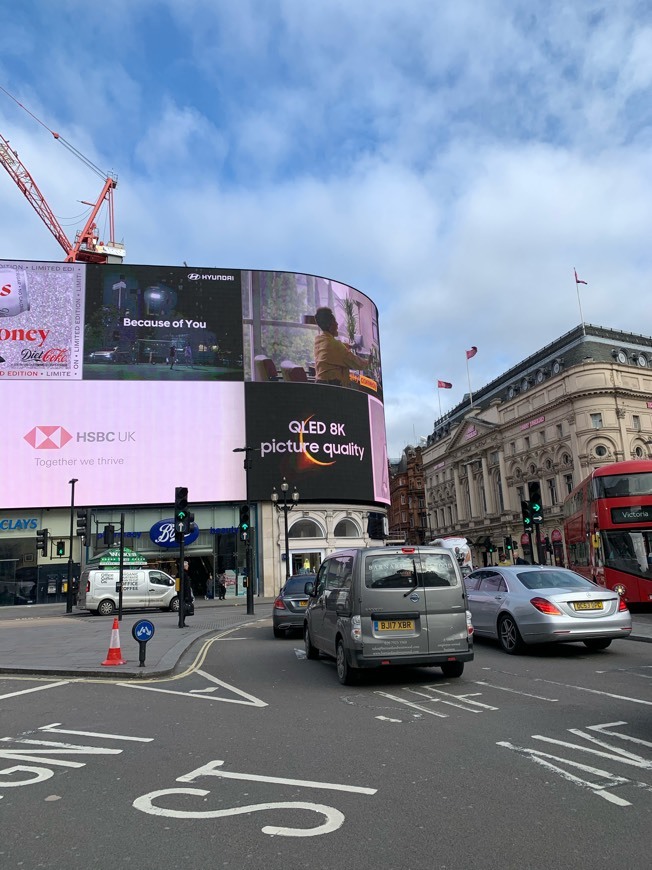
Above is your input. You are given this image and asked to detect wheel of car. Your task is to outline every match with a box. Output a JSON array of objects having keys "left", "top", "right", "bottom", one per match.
[
  {"left": 304, "top": 625, "right": 319, "bottom": 659},
  {"left": 169, "top": 596, "right": 180, "bottom": 612},
  {"left": 273, "top": 625, "right": 284, "bottom": 639},
  {"left": 336, "top": 639, "right": 358, "bottom": 685},
  {"left": 583, "top": 638, "right": 612, "bottom": 650},
  {"left": 440, "top": 661, "right": 464, "bottom": 678},
  {"left": 97, "top": 599, "right": 115, "bottom": 616},
  {"left": 498, "top": 614, "right": 525, "bottom": 654}
]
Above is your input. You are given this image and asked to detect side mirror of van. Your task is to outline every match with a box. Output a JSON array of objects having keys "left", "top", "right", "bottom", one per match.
[{"left": 304, "top": 581, "right": 315, "bottom": 596}]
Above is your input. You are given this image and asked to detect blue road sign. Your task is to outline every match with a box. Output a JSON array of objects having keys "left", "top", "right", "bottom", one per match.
[{"left": 132, "top": 619, "right": 155, "bottom": 643}]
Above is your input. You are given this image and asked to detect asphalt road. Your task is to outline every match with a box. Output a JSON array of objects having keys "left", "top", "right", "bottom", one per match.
[{"left": 1, "top": 619, "right": 650, "bottom": 870}]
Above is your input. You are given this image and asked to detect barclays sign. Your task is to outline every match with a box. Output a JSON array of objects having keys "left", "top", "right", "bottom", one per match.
[{"left": 150, "top": 518, "right": 199, "bottom": 548}]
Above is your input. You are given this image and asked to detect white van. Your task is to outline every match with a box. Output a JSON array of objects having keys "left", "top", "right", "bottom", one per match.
[{"left": 77, "top": 569, "right": 179, "bottom": 616}]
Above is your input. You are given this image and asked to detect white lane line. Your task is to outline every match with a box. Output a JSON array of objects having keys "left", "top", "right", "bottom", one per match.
[
  {"left": 531, "top": 734, "right": 652, "bottom": 769},
  {"left": 587, "top": 722, "right": 652, "bottom": 749},
  {"left": 177, "top": 761, "right": 377, "bottom": 794},
  {"left": 39, "top": 724, "right": 153, "bottom": 742},
  {"left": 474, "top": 680, "right": 558, "bottom": 702},
  {"left": 374, "top": 691, "right": 448, "bottom": 718},
  {"left": 417, "top": 687, "right": 499, "bottom": 711},
  {"left": 534, "top": 678, "right": 652, "bottom": 706},
  {"left": 0, "top": 681, "right": 69, "bottom": 701},
  {"left": 118, "top": 670, "right": 267, "bottom": 707}
]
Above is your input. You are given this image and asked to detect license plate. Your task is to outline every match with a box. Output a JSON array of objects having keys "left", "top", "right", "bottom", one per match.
[
  {"left": 297, "top": 600, "right": 308, "bottom": 607},
  {"left": 573, "top": 600, "right": 604, "bottom": 611},
  {"left": 374, "top": 619, "right": 415, "bottom": 631}
]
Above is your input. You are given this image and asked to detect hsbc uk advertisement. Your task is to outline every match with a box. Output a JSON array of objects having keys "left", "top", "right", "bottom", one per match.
[{"left": 0, "top": 259, "right": 387, "bottom": 509}]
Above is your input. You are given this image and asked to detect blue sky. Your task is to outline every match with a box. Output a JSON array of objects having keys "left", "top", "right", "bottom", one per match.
[{"left": 2, "top": 0, "right": 652, "bottom": 456}]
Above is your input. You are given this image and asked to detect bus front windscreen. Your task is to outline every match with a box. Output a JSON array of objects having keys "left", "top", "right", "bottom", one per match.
[{"left": 594, "top": 472, "right": 652, "bottom": 499}]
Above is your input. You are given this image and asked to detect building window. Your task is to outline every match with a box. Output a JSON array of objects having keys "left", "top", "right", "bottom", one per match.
[
  {"left": 633, "top": 415, "right": 641, "bottom": 432},
  {"left": 516, "top": 485, "right": 524, "bottom": 504},
  {"left": 400, "top": 493, "right": 406, "bottom": 505},
  {"left": 401, "top": 511, "right": 407, "bottom": 523},
  {"left": 635, "top": 446, "right": 644, "bottom": 458},
  {"left": 496, "top": 477, "right": 504, "bottom": 512},
  {"left": 510, "top": 442, "right": 516, "bottom": 455},
  {"left": 564, "top": 473, "right": 574, "bottom": 494},
  {"left": 539, "top": 430, "right": 546, "bottom": 445},
  {"left": 556, "top": 423, "right": 563, "bottom": 438},
  {"left": 489, "top": 450, "right": 499, "bottom": 465},
  {"left": 334, "top": 519, "right": 359, "bottom": 537},
  {"left": 547, "top": 477, "right": 558, "bottom": 506},
  {"left": 595, "top": 445, "right": 608, "bottom": 458},
  {"left": 590, "top": 413, "right": 603, "bottom": 429},
  {"left": 289, "top": 519, "right": 323, "bottom": 538},
  {"left": 524, "top": 436, "right": 530, "bottom": 449},
  {"left": 447, "top": 506, "right": 453, "bottom": 525}
]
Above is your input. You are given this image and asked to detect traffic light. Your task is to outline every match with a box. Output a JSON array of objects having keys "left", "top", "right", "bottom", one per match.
[
  {"left": 487, "top": 542, "right": 495, "bottom": 554},
  {"left": 239, "top": 504, "right": 250, "bottom": 542},
  {"left": 56, "top": 540, "right": 66, "bottom": 557},
  {"left": 184, "top": 511, "right": 195, "bottom": 536},
  {"left": 104, "top": 524, "right": 115, "bottom": 547},
  {"left": 76, "top": 508, "right": 91, "bottom": 543},
  {"left": 504, "top": 536, "right": 513, "bottom": 552},
  {"left": 529, "top": 481, "right": 544, "bottom": 524},
  {"left": 175, "top": 486, "right": 189, "bottom": 542},
  {"left": 36, "top": 528, "right": 48, "bottom": 556},
  {"left": 367, "top": 512, "right": 386, "bottom": 540},
  {"left": 521, "top": 500, "right": 533, "bottom": 530}
]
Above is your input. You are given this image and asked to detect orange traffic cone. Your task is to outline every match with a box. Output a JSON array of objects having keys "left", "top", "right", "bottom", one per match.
[{"left": 102, "top": 617, "right": 127, "bottom": 666}]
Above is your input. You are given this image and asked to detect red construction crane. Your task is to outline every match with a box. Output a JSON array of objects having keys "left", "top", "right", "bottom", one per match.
[{"left": 0, "top": 90, "right": 125, "bottom": 264}]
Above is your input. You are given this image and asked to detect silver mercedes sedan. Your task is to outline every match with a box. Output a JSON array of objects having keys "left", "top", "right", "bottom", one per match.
[{"left": 464, "top": 565, "right": 632, "bottom": 654}]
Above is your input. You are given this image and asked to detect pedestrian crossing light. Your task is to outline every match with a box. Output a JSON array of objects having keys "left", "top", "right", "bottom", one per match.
[{"left": 56, "top": 540, "right": 66, "bottom": 557}]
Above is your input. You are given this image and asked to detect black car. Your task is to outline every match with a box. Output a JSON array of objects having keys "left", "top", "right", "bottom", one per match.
[{"left": 272, "top": 574, "right": 316, "bottom": 638}]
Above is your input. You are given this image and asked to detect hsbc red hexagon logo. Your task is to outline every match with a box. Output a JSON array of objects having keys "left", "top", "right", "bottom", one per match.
[{"left": 24, "top": 426, "right": 73, "bottom": 449}]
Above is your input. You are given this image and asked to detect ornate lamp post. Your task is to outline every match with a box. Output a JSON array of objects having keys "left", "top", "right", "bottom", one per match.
[{"left": 271, "top": 478, "right": 299, "bottom": 581}]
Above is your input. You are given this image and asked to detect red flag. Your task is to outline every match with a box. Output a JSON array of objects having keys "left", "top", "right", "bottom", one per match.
[
  {"left": 465, "top": 347, "right": 477, "bottom": 360},
  {"left": 437, "top": 380, "right": 453, "bottom": 389},
  {"left": 574, "top": 268, "right": 587, "bottom": 285}
]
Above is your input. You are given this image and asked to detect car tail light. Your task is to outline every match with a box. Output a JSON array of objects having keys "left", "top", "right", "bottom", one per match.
[
  {"left": 351, "top": 614, "right": 362, "bottom": 641},
  {"left": 618, "top": 597, "right": 629, "bottom": 612},
  {"left": 273, "top": 597, "right": 287, "bottom": 611},
  {"left": 466, "top": 610, "right": 474, "bottom": 635},
  {"left": 530, "top": 597, "right": 562, "bottom": 615},
  {"left": 86, "top": 581, "right": 90, "bottom": 592}
]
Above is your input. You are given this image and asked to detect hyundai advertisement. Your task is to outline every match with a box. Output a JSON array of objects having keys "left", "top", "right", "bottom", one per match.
[{"left": 0, "top": 260, "right": 387, "bottom": 509}]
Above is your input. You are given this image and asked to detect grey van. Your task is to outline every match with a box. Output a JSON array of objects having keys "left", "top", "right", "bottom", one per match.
[{"left": 303, "top": 545, "right": 474, "bottom": 685}]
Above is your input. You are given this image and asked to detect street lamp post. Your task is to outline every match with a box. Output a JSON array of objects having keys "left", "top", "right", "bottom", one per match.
[
  {"left": 66, "top": 478, "right": 78, "bottom": 613},
  {"left": 271, "top": 478, "right": 299, "bottom": 582}
]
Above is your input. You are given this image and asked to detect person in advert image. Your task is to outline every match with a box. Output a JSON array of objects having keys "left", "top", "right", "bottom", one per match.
[
  {"left": 168, "top": 343, "right": 176, "bottom": 369},
  {"left": 313, "top": 306, "right": 370, "bottom": 386}
]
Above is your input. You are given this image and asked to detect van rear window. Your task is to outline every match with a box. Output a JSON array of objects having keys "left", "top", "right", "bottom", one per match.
[{"left": 364, "top": 553, "right": 458, "bottom": 589}]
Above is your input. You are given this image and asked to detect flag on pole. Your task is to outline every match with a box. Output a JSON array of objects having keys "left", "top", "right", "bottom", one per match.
[
  {"left": 465, "top": 346, "right": 478, "bottom": 360},
  {"left": 437, "top": 380, "right": 453, "bottom": 389},
  {"left": 574, "top": 268, "right": 587, "bottom": 285}
]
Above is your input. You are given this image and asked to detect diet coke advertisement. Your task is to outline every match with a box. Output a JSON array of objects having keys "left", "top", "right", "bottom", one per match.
[{"left": 0, "top": 261, "right": 85, "bottom": 379}]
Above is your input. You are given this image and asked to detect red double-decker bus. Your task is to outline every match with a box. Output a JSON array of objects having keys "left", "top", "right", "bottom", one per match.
[{"left": 562, "top": 460, "right": 652, "bottom": 604}]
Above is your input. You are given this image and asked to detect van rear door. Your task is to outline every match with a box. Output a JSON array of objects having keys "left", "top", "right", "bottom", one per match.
[
  {"left": 417, "top": 549, "right": 470, "bottom": 655},
  {"left": 361, "top": 549, "right": 430, "bottom": 659}
]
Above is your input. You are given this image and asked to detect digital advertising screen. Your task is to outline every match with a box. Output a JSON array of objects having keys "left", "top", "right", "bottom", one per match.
[
  {"left": 245, "top": 382, "right": 389, "bottom": 504},
  {"left": 1, "top": 260, "right": 387, "bottom": 509}
]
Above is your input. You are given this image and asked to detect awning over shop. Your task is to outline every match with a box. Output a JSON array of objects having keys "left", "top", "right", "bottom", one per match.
[{"left": 86, "top": 547, "right": 148, "bottom": 568}]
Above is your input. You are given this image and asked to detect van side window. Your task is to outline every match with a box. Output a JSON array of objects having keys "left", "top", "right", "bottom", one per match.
[
  {"left": 326, "top": 555, "right": 354, "bottom": 591},
  {"left": 149, "top": 571, "right": 172, "bottom": 586},
  {"left": 315, "top": 561, "right": 329, "bottom": 596}
]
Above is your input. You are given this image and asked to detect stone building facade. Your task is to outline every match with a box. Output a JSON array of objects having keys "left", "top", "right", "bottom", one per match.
[
  {"left": 388, "top": 446, "right": 429, "bottom": 544},
  {"left": 421, "top": 324, "right": 652, "bottom": 566}
]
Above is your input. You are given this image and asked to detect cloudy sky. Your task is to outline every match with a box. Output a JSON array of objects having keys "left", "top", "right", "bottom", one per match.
[{"left": 2, "top": 1, "right": 652, "bottom": 457}]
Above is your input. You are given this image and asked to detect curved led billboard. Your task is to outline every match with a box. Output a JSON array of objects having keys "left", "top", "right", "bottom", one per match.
[{"left": 0, "top": 260, "right": 387, "bottom": 509}]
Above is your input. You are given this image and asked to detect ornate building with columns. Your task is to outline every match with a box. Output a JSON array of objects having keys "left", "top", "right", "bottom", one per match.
[{"left": 421, "top": 324, "right": 652, "bottom": 566}]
